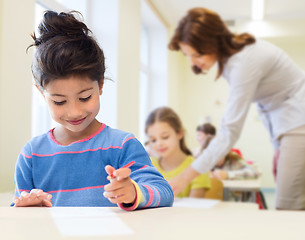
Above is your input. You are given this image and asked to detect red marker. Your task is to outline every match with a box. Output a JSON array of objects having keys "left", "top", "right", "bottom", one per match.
[{"left": 109, "top": 161, "right": 135, "bottom": 178}]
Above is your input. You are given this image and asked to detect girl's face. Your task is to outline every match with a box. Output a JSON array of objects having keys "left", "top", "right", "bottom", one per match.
[
  {"left": 179, "top": 43, "right": 217, "bottom": 72},
  {"left": 146, "top": 121, "right": 183, "bottom": 159},
  {"left": 43, "top": 76, "right": 102, "bottom": 135},
  {"left": 196, "top": 131, "right": 208, "bottom": 145}
]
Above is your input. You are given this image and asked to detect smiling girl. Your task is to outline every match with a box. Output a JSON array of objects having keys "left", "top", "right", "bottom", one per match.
[
  {"left": 12, "top": 10, "right": 173, "bottom": 210},
  {"left": 145, "top": 107, "right": 210, "bottom": 198}
]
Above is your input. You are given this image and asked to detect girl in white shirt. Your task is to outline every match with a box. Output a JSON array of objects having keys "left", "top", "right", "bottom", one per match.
[{"left": 168, "top": 7, "right": 305, "bottom": 210}]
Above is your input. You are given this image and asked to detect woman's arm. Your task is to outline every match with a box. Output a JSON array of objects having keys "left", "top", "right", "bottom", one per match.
[{"left": 169, "top": 166, "right": 200, "bottom": 196}]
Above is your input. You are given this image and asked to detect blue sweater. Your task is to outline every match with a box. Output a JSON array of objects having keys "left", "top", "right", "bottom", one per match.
[{"left": 14, "top": 124, "right": 173, "bottom": 209}]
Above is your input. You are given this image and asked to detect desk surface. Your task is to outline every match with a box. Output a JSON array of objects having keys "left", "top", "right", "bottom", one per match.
[
  {"left": 222, "top": 178, "right": 261, "bottom": 191},
  {"left": 1, "top": 200, "right": 304, "bottom": 240}
]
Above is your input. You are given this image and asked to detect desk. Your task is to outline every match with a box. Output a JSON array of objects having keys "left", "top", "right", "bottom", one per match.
[
  {"left": 1, "top": 201, "right": 305, "bottom": 240},
  {"left": 222, "top": 179, "right": 261, "bottom": 202}
]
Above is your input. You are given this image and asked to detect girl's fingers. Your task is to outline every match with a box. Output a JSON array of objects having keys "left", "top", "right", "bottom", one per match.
[
  {"left": 111, "top": 167, "right": 131, "bottom": 181},
  {"left": 19, "top": 191, "right": 29, "bottom": 201},
  {"left": 14, "top": 190, "right": 52, "bottom": 207},
  {"left": 105, "top": 194, "right": 125, "bottom": 204},
  {"left": 105, "top": 165, "right": 115, "bottom": 176},
  {"left": 42, "top": 199, "right": 53, "bottom": 207}
]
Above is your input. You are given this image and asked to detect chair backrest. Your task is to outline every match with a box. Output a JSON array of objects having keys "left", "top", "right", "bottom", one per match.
[{"left": 205, "top": 177, "right": 224, "bottom": 200}]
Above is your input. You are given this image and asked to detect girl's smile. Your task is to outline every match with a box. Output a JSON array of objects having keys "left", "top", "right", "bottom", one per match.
[{"left": 66, "top": 117, "right": 87, "bottom": 125}]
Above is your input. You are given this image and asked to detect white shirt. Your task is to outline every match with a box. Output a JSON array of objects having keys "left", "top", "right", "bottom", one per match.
[{"left": 192, "top": 39, "right": 305, "bottom": 174}]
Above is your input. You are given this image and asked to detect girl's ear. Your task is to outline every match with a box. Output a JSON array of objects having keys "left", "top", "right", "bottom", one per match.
[
  {"left": 35, "top": 84, "right": 45, "bottom": 98},
  {"left": 178, "top": 130, "right": 184, "bottom": 140},
  {"left": 99, "top": 78, "right": 104, "bottom": 95}
]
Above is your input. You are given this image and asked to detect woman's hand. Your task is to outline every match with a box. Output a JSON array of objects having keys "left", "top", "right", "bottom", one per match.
[
  {"left": 169, "top": 166, "right": 200, "bottom": 196},
  {"left": 104, "top": 165, "right": 136, "bottom": 205},
  {"left": 14, "top": 189, "right": 52, "bottom": 207}
]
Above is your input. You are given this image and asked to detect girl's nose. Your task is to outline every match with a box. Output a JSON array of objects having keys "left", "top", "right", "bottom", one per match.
[{"left": 67, "top": 102, "right": 82, "bottom": 119}]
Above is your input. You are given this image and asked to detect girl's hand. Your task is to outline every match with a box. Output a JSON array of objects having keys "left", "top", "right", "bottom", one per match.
[
  {"left": 103, "top": 165, "right": 136, "bottom": 205},
  {"left": 14, "top": 189, "right": 52, "bottom": 207}
]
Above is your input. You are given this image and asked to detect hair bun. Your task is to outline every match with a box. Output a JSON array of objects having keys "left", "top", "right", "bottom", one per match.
[{"left": 35, "top": 11, "right": 90, "bottom": 45}]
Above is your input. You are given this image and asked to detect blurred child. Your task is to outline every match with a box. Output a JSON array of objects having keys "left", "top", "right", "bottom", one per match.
[
  {"left": 211, "top": 150, "right": 261, "bottom": 180},
  {"left": 13, "top": 10, "right": 173, "bottom": 210},
  {"left": 145, "top": 107, "right": 210, "bottom": 198},
  {"left": 193, "top": 123, "right": 216, "bottom": 157}
]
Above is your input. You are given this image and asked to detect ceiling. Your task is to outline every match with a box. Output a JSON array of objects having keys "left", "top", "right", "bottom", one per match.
[{"left": 148, "top": 0, "right": 305, "bottom": 27}]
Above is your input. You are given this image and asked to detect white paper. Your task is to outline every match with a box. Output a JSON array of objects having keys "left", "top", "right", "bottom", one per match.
[
  {"left": 173, "top": 197, "right": 220, "bottom": 208},
  {"left": 49, "top": 207, "right": 133, "bottom": 236}
]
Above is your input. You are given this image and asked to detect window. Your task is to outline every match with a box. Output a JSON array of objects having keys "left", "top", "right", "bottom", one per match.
[{"left": 139, "top": 0, "right": 168, "bottom": 143}]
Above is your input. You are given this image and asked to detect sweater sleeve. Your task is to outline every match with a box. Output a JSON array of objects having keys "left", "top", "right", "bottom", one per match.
[
  {"left": 192, "top": 49, "right": 263, "bottom": 174},
  {"left": 117, "top": 136, "right": 174, "bottom": 210},
  {"left": 14, "top": 145, "right": 34, "bottom": 197}
]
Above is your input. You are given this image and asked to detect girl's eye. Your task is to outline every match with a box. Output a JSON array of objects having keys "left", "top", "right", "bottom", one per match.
[
  {"left": 53, "top": 101, "right": 66, "bottom": 106},
  {"left": 80, "top": 95, "right": 92, "bottom": 102},
  {"left": 162, "top": 136, "right": 169, "bottom": 140}
]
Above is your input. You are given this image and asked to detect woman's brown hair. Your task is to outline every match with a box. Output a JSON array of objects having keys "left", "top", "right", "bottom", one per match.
[
  {"left": 145, "top": 107, "right": 192, "bottom": 156},
  {"left": 168, "top": 8, "right": 255, "bottom": 78}
]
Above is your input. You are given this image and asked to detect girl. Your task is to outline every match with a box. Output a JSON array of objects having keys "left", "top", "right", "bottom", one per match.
[
  {"left": 168, "top": 7, "right": 305, "bottom": 210},
  {"left": 211, "top": 149, "right": 260, "bottom": 181},
  {"left": 193, "top": 123, "right": 216, "bottom": 157},
  {"left": 13, "top": 10, "right": 173, "bottom": 210},
  {"left": 145, "top": 107, "right": 210, "bottom": 198}
]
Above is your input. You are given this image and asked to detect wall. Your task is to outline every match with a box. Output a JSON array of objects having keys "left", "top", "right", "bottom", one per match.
[
  {"left": 0, "top": 0, "right": 35, "bottom": 191},
  {"left": 116, "top": 0, "right": 141, "bottom": 136}
]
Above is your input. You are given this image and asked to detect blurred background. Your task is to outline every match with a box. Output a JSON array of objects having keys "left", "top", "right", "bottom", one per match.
[{"left": 1, "top": 0, "right": 305, "bottom": 201}]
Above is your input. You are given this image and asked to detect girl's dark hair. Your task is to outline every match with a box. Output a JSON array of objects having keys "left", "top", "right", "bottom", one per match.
[
  {"left": 196, "top": 123, "right": 216, "bottom": 135},
  {"left": 194, "top": 123, "right": 216, "bottom": 158},
  {"left": 194, "top": 134, "right": 214, "bottom": 158},
  {"left": 168, "top": 7, "right": 255, "bottom": 78},
  {"left": 145, "top": 107, "right": 192, "bottom": 156},
  {"left": 28, "top": 10, "right": 105, "bottom": 89}
]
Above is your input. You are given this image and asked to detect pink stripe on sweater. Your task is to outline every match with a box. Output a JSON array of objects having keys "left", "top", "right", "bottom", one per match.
[
  {"left": 20, "top": 152, "right": 32, "bottom": 159},
  {"left": 139, "top": 165, "right": 149, "bottom": 170},
  {"left": 16, "top": 189, "right": 31, "bottom": 193},
  {"left": 46, "top": 185, "right": 105, "bottom": 194},
  {"left": 143, "top": 185, "right": 154, "bottom": 208},
  {"left": 49, "top": 123, "right": 106, "bottom": 146},
  {"left": 22, "top": 136, "right": 136, "bottom": 158},
  {"left": 151, "top": 185, "right": 161, "bottom": 207}
]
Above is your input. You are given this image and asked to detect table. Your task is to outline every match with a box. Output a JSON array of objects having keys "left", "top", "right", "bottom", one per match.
[
  {"left": 1, "top": 201, "right": 304, "bottom": 240},
  {"left": 222, "top": 179, "right": 261, "bottom": 202}
]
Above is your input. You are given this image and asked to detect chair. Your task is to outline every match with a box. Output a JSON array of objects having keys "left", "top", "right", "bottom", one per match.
[{"left": 205, "top": 177, "right": 224, "bottom": 200}]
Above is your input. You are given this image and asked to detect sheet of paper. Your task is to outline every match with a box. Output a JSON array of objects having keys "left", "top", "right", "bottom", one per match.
[
  {"left": 49, "top": 207, "right": 133, "bottom": 237},
  {"left": 173, "top": 198, "right": 220, "bottom": 208}
]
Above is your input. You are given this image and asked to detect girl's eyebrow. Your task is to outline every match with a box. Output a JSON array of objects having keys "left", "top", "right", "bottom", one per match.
[{"left": 50, "top": 88, "right": 94, "bottom": 97}]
